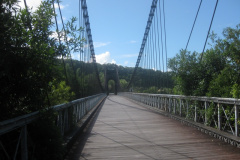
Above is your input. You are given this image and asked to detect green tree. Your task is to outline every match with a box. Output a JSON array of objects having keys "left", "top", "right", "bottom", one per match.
[
  {"left": 0, "top": 1, "right": 65, "bottom": 159},
  {"left": 0, "top": 0, "right": 59, "bottom": 120},
  {"left": 195, "top": 48, "right": 227, "bottom": 96},
  {"left": 168, "top": 50, "right": 200, "bottom": 95},
  {"left": 48, "top": 80, "right": 75, "bottom": 105},
  {"left": 231, "top": 83, "right": 240, "bottom": 98},
  {"left": 108, "top": 80, "right": 115, "bottom": 93},
  {"left": 206, "top": 24, "right": 240, "bottom": 98},
  {"left": 168, "top": 24, "right": 240, "bottom": 98},
  {"left": 119, "top": 79, "right": 128, "bottom": 90},
  {"left": 207, "top": 66, "right": 235, "bottom": 97}
]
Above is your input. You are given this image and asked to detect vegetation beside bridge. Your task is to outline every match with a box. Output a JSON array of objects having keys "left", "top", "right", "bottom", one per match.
[{"left": 168, "top": 24, "right": 240, "bottom": 98}]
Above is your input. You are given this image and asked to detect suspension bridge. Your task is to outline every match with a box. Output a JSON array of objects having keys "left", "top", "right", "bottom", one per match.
[{"left": 0, "top": 0, "right": 240, "bottom": 159}]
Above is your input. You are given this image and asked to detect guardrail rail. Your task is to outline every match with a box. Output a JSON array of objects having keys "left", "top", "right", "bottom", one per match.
[{"left": 0, "top": 93, "right": 106, "bottom": 160}]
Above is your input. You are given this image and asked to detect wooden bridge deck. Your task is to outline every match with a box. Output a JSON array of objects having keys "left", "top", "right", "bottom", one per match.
[{"left": 66, "top": 95, "right": 240, "bottom": 160}]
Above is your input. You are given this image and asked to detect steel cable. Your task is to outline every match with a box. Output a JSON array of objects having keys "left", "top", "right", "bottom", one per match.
[
  {"left": 200, "top": 0, "right": 219, "bottom": 62},
  {"left": 162, "top": 0, "right": 168, "bottom": 88},
  {"left": 52, "top": 1, "right": 69, "bottom": 83},
  {"left": 185, "top": 0, "right": 202, "bottom": 51}
]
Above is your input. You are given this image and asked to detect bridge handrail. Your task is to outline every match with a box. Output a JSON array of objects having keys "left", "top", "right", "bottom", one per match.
[
  {"left": 0, "top": 93, "right": 106, "bottom": 136},
  {"left": 0, "top": 93, "right": 106, "bottom": 159},
  {"left": 120, "top": 92, "right": 240, "bottom": 139},
  {"left": 133, "top": 93, "right": 240, "bottom": 105}
]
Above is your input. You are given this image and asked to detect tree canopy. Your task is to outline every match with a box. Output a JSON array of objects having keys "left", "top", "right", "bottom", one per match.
[{"left": 168, "top": 24, "right": 240, "bottom": 98}]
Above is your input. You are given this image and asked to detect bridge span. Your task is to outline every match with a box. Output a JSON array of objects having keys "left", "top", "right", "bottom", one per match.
[{"left": 66, "top": 95, "right": 240, "bottom": 160}]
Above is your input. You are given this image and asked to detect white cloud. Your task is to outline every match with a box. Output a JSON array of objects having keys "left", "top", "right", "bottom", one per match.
[
  {"left": 54, "top": 3, "right": 66, "bottom": 10},
  {"left": 50, "top": 31, "right": 58, "bottom": 40},
  {"left": 17, "top": 1, "right": 67, "bottom": 12},
  {"left": 93, "top": 42, "right": 111, "bottom": 48},
  {"left": 96, "top": 51, "right": 116, "bottom": 64},
  {"left": 18, "top": 0, "right": 42, "bottom": 12},
  {"left": 124, "top": 61, "right": 129, "bottom": 65},
  {"left": 111, "top": 59, "right": 116, "bottom": 64},
  {"left": 71, "top": 53, "right": 80, "bottom": 60},
  {"left": 50, "top": 31, "right": 68, "bottom": 42},
  {"left": 130, "top": 40, "right": 137, "bottom": 43}
]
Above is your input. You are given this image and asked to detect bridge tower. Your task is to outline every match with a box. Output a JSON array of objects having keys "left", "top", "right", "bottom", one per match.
[{"left": 104, "top": 65, "right": 120, "bottom": 95}]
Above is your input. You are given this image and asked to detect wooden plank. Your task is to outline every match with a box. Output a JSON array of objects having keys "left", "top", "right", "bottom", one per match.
[{"left": 65, "top": 95, "right": 240, "bottom": 160}]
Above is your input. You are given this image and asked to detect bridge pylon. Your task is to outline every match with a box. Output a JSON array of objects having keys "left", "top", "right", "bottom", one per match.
[{"left": 104, "top": 65, "right": 120, "bottom": 95}]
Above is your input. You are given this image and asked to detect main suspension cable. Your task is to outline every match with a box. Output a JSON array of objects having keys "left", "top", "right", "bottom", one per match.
[
  {"left": 200, "top": 0, "right": 219, "bottom": 62},
  {"left": 185, "top": 0, "right": 202, "bottom": 51}
]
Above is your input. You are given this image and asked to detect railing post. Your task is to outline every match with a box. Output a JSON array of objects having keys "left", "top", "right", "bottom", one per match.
[
  {"left": 164, "top": 98, "right": 167, "bottom": 111},
  {"left": 80, "top": 103, "right": 83, "bottom": 119},
  {"left": 180, "top": 99, "right": 182, "bottom": 116},
  {"left": 155, "top": 96, "right": 157, "bottom": 108},
  {"left": 204, "top": 101, "right": 208, "bottom": 125},
  {"left": 58, "top": 111, "right": 63, "bottom": 135},
  {"left": 21, "top": 125, "right": 28, "bottom": 160},
  {"left": 174, "top": 99, "right": 176, "bottom": 114},
  {"left": 151, "top": 96, "right": 153, "bottom": 106},
  {"left": 153, "top": 96, "right": 155, "bottom": 107},
  {"left": 146, "top": 95, "right": 148, "bottom": 105},
  {"left": 149, "top": 96, "right": 151, "bottom": 106},
  {"left": 159, "top": 97, "right": 162, "bottom": 109},
  {"left": 158, "top": 96, "right": 160, "bottom": 109},
  {"left": 84, "top": 100, "right": 87, "bottom": 115},
  {"left": 168, "top": 98, "right": 171, "bottom": 113},
  {"left": 156, "top": 96, "right": 158, "bottom": 108},
  {"left": 73, "top": 105, "right": 77, "bottom": 123},
  {"left": 235, "top": 104, "right": 239, "bottom": 136},
  {"left": 162, "top": 97, "right": 165, "bottom": 110},
  {"left": 78, "top": 104, "right": 81, "bottom": 121},
  {"left": 86, "top": 98, "right": 89, "bottom": 112},
  {"left": 150, "top": 96, "right": 153, "bottom": 107},
  {"left": 82, "top": 102, "right": 85, "bottom": 117},
  {"left": 64, "top": 109, "right": 68, "bottom": 133},
  {"left": 218, "top": 103, "right": 221, "bottom": 130},
  {"left": 194, "top": 102, "right": 197, "bottom": 122}
]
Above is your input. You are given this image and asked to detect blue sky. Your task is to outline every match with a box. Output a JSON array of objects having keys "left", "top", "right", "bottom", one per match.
[{"left": 19, "top": 0, "right": 240, "bottom": 67}]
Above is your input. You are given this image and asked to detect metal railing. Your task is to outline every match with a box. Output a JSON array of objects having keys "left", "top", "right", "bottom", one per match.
[
  {"left": 120, "top": 92, "right": 240, "bottom": 137},
  {"left": 0, "top": 93, "right": 106, "bottom": 160}
]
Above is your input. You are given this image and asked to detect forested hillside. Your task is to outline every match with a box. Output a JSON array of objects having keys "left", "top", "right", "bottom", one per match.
[{"left": 76, "top": 62, "right": 173, "bottom": 94}]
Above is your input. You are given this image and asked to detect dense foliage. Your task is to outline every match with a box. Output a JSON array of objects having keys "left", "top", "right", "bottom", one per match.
[
  {"left": 1, "top": 0, "right": 57, "bottom": 120},
  {"left": 168, "top": 24, "right": 240, "bottom": 98},
  {"left": 127, "top": 67, "right": 173, "bottom": 93},
  {"left": 0, "top": 0, "right": 101, "bottom": 121}
]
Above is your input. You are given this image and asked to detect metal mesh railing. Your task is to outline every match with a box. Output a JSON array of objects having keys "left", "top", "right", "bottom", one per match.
[
  {"left": 0, "top": 93, "right": 106, "bottom": 160},
  {"left": 120, "top": 92, "right": 240, "bottom": 137}
]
